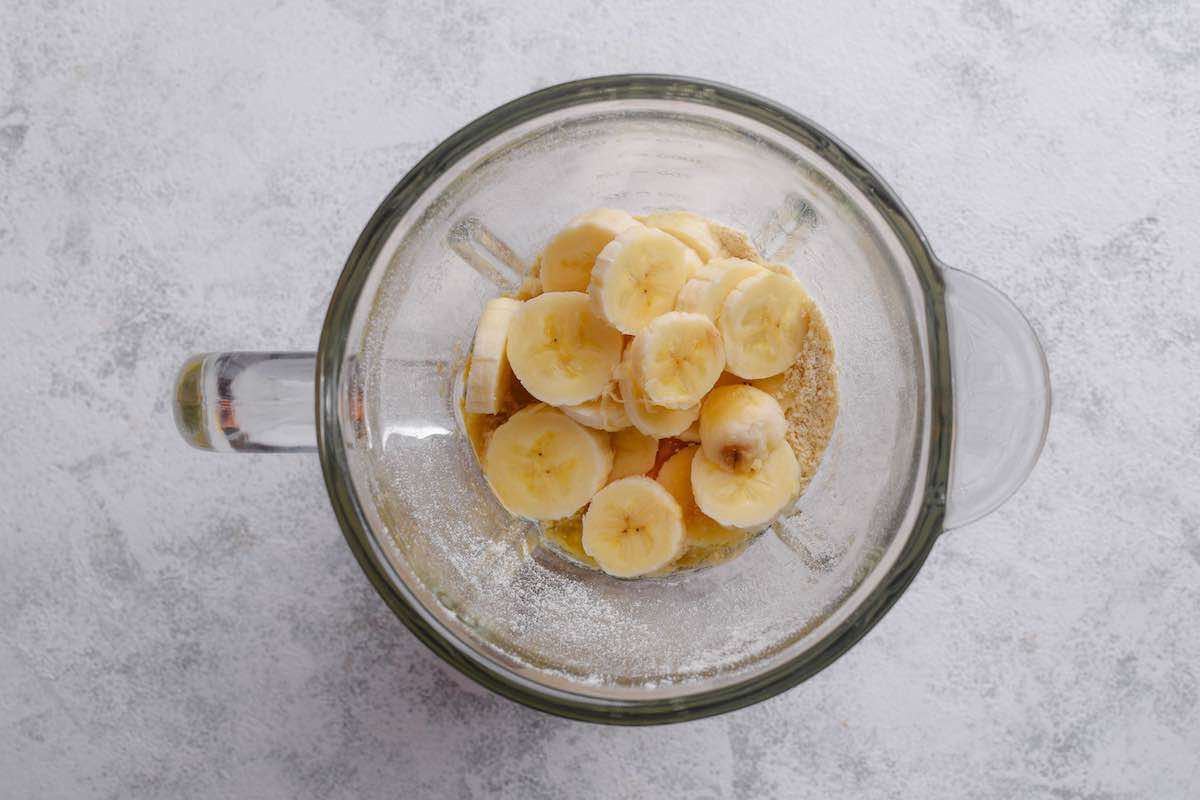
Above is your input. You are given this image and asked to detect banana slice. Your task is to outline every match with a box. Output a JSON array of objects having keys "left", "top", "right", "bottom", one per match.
[
  {"left": 629, "top": 311, "right": 725, "bottom": 410},
  {"left": 719, "top": 272, "right": 811, "bottom": 379},
  {"left": 608, "top": 427, "right": 658, "bottom": 481},
  {"left": 590, "top": 226, "right": 701, "bottom": 334},
  {"left": 484, "top": 404, "right": 613, "bottom": 520},
  {"left": 699, "top": 384, "right": 787, "bottom": 472},
  {"left": 675, "top": 258, "right": 766, "bottom": 321},
  {"left": 749, "top": 371, "right": 788, "bottom": 397},
  {"left": 616, "top": 357, "right": 700, "bottom": 438},
  {"left": 561, "top": 391, "right": 630, "bottom": 431},
  {"left": 465, "top": 297, "right": 523, "bottom": 414},
  {"left": 709, "top": 221, "right": 763, "bottom": 261},
  {"left": 582, "top": 476, "right": 685, "bottom": 577},
  {"left": 641, "top": 211, "right": 723, "bottom": 262},
  {"left": 691, "top": 442, "right": 801, "bottom": 529},
  {"left": 540, "top": 208, "right": 641, "bottom": 292},
  {"left": 507, "top": 291, "right": 624, "bottom": 406},
  {"left": 677, "top": 421, "right": 701, "bottom": 443},
  {"left": 656, "top": 446, "right": 745, "bottom": 547}
]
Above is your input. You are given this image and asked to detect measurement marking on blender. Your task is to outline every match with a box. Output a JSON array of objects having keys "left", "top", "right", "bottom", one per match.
[
  {"left": 448, "top": 217, "right": 527, "bottom": 291},
  {"left": 755, "top": 193, "right": 822, "bottom": 264}
]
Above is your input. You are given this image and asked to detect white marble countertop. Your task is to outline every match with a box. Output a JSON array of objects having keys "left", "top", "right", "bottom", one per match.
[{"left": 2, "top": 1, "right": 1198, "bottom": 797}]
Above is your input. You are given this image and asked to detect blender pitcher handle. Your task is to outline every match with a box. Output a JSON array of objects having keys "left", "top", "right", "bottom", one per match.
[
  {"left": 173, "top": 352, "right": 317, "bottom": 453},
  {"left": 940, "top": 267, "right": 1050, "bottom": 530}
]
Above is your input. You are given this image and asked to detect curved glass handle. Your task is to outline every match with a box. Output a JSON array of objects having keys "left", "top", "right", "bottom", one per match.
[
  {"left": 942, "top": 268, "right": 1051, "bottom": 529},
  {"left": 174, "top": 352, "right": 317, "bottom": 453}
]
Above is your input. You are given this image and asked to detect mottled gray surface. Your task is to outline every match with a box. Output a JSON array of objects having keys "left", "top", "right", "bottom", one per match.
[{"left": 2, "top": 0, "right": 1198, "bottom": 797}]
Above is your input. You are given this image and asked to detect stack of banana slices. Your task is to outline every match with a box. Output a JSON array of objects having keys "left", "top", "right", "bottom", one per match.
[{"left": 464, "top": 209, "right": 814, "bottom": 579}]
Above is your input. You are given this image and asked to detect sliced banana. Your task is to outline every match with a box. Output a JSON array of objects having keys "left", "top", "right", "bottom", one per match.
[
  {"left": 691, "top": 442, "right": 801, "bottom": 529},
  {"left": 616, "top": 357, "right": 700, "bottom": 438},
  {"left": 677, "top": 421, "right": 701, "bottom": 443},
  {"left": 656, "top": 446, "right": 745, "bottom": 547},
  {"left": 608, "top": 427, "right": 658, "bottom": 481},
  {"left": 675, "top": 258, "right": 766, "bottom": 321},
  {"left": 749, "top": 371, "right": 788, "bottom": 397},
  {"left": 561, "top": 388, "right": 630, "bottom": 431},
  {"left": 465, "top": 297, "right": 523, "bottom": 414},
  {"left": 654, "top": 444, "right": 698, "bottom": 506},
  {"left": 719, "top": 272, "right": 811, "bottom": 379},
  {"left": 582, "top": 476, "right": 685, "bottom": 577},
  {"left": 540, "top": 208, "right": 641, "bottom": 292},
  {"left": 629, "top": 311, "right": 725, "bottom": 410},
  {"left": 641, "top": 211, "right": 723, "bottom": 262},
  {"left": 699, "top": 384, "right": 787, "bottom": 473},
  {"left": 709, "top": 221, "right": 763, "bottom": 261},
  {"left": 484, "top": 404, "right": 614, "bottom": 520},
  {"left": 590, "top": 226, "right": 701, "bottom": 334},
  {"left": 506, "top": 291, "right": 624, "bottom": 406}
]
